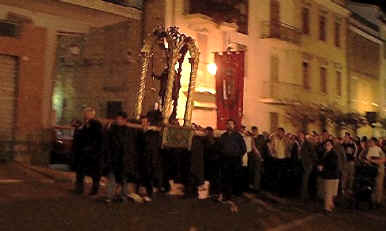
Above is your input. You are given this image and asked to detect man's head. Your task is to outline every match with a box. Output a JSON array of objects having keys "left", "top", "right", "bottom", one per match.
[
  {"left": 344, "top": 132, "right": 351, "bottom": 142},
  {"left": 325, "top": 139, "right": 334, "bottom": 152},
  {"left": 205, "top": 126, "right": 214, "bottom": 137},
  {"left": 141, "top": 115, "right": 150, "bottom": 128},
  {"left": 305, "top": 133, "right": 312, "bottom": 142},
  {"left": 226, "top": 119, "right": 236, "bottom": 132},
  {"left": 115, "top": 111, "right": 128, "bottom": 126},
  {"left": 240, "top": 125, "right": 246, "bottom": 133},
  {"left": 277, "top": 127, "right": 285, "bottom": 138},
  {"left": 322, "top": 129, "right": 330, "bottom": 140},
  {"left": 83, "top": 107, "right": 96, "bottom": 121},
  {"left": 297, "top": 132, "right": 305, "bottom": 141},
  {"left": 251, "top": 126, "right": 259, "bottom": 136},
  {"left": 369, "top": 137, "right": 378, "bottom": 147}
]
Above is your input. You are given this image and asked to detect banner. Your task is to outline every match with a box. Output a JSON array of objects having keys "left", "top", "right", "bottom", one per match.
[{"left": 215, "top": 51, "right": 245, "bottom": 130}]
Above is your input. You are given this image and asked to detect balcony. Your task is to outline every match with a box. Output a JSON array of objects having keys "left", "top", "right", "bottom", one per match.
[
  {"left": 187, "top": 0, "right": 248, "bottom": 34},
  {"left": 102, "top": 0, "right": 143, "bottom": 10},
  {"left": 260, "top": 81, "right": 330, "bottom": 106},
  {"left": 261, "top": 21, "right": 301, "bottom": 45},
  {"left": 58, "top": 0, "right": 143, "bottom": 19}
]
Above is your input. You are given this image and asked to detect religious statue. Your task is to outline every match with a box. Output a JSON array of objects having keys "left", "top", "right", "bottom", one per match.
[
  {"left": 150, "top": 32, "right": 190, "bottom": 123},
  {"left": 135, "top": 26, "right": 199, "bottom": 127}
]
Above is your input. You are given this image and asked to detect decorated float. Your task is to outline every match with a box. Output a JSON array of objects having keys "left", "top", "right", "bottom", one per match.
[{"left": 128, "top": 26, "right": 209, "bottom": 197}]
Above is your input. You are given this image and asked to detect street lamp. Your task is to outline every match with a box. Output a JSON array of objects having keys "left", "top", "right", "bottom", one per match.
[{"left": 207, "top": 63, "right": 217, "bottom": 75}]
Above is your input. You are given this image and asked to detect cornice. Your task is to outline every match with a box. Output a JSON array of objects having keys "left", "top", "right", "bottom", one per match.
[{"left": 59, "top": 0, "right": 142, "bottom": 20}]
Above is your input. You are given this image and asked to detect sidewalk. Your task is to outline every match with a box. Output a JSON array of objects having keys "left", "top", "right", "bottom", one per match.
[
  {"left": 15, "top": 162, "right": 110, "bottom": 186},
  {"left": 15, "top": 161, "right": 75, "bottom": 183}
]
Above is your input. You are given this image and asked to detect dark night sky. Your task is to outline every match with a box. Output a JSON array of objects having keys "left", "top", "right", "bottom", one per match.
[{"left": 351, "top": 0, "right": 386, "bottom": 12}]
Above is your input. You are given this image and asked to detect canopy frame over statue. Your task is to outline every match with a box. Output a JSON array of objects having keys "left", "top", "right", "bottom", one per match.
[{"left": 135, "top": 26, "right": 200, "bottom": 128}]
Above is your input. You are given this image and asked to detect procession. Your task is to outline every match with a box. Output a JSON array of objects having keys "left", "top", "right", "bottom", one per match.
[
  {"left": 1, "top": 1, "right": 386, "bottom": 230},
  {"left": 71, "top": 104, "right": 386, "bottom": 215},
  {"left": 56, "top": 23, "right": 386, "bottom": 215}
]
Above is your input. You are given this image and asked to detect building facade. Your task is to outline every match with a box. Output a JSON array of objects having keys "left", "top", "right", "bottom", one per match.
[
  {"left": 346, "top": 1, "right": 386, "bottom": 137},
  {"left": 0, "top": 0, "right": 144, "bottom": 162},
  {"left": 1, "top": 0, "right": 385, "bottom": 163},
  {"left": 157, "top": 0, "right": 352, "bottom": 134}
]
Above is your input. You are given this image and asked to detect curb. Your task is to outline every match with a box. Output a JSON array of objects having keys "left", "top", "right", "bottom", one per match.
[{"left": 15, "top": 161, "right": 75, "bottom": 183}]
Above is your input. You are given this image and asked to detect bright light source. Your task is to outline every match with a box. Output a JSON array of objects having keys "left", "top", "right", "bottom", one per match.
[{"left": 207, "top": 63, "right": 217, "bottom": 75}]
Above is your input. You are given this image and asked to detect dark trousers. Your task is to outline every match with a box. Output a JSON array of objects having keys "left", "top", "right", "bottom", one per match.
[
  {"left": 205, "top": 159, "right": 221, "bottom": 195},
  {"left": 302, "top": 167, "right": 313, "bottom": 200},
  {"left": 220, "top": 157, "right": 241, "bottom": 201},
  {"left": 248, "top": 154, "right": 262, "bottom": 191},
  {"left": 271, "top": 158, "right": 289, "bottom": 195}
]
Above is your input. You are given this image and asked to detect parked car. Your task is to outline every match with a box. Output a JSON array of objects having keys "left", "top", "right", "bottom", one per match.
[{"left": 50, "top": 126, "right": 74, "bottom": 169}]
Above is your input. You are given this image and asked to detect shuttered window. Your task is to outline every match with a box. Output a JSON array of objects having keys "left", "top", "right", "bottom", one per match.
[{"left": 0, "top": 55, "right": 17, "bottom": 140}]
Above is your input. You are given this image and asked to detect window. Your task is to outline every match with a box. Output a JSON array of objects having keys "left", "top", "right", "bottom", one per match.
[
  {"left": 270, "top": 55, "right": 279, "bottom": 82},
  {"left": 0, "top": 20, "right": 19, "bottom": 37},
  {"left": 334, "top": 22, "right": 341, "bottom": 47},
  {"left": 270, "top": 0, "right": 280, "bottom": 37},
  {"left": 319, "top": 15, "right": 327, "bottom": 41},
  {"left": 320, "top": 67, "right": 327, "bottom": 93},
  {"left": 107, "top": 101, "right": 122, "bottom": 119},
  {"left": 270, "top": 112, "right": 279, "bottom": 132},
  {"left": 336, "top": 71, "right": 342, "bottom": 96},
  {"left": 384, "top": 42, "right": 386, "bottom": 59},
  {"left": 302, "top": 8, "right": 310, "bottom": 35},
  {"left": 303, "top": 62, "right": 311, "bottom": 90},
  {"left": 270, "top": 0, "right": 280, "bottom": 22}
]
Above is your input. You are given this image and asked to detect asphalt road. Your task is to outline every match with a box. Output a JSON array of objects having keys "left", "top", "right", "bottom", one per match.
[{"left": 0, "top": 163, "right": 385, "bottom": 231}]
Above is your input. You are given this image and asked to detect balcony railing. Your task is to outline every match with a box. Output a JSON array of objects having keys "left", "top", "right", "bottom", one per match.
[
  {"left": 102, "top": 0, "right": 143, "bottom": 10},
  {"left": 187, "top": 0, "right": 248, "bottom": 34},
  {"left": 261, "top": 81, "right": 332, "bottom": 105},
  {"left": 351, "top": 12, "right": 379, "bottom": 32},
  {"left": 261, "top": 21, "right": 301, "bottom": 44}
]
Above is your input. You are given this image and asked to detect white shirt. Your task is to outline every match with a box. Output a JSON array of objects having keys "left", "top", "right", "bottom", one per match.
[
  {"left": 367, "top": 146, "right": 383, "bottom": 159},
  {"left": 242, "top": 135, "right": 252, "bottom": 167}
]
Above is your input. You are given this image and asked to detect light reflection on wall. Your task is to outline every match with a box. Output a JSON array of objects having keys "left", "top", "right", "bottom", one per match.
[
  {"left": 176, "top": 51, "right": 191, "bottom": 123},
  {"left": 52, "top": 79, "right": 64, "bottom": 123}
]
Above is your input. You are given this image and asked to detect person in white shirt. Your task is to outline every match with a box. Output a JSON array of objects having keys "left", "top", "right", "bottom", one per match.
[
  {"left": 270, "top": 128, "right": 289, "bottom": 195},
  {"left": 367, "top": 138, "right": 385, "bottom": 207},
  {"left": 248, "top": 126, "right": 263, "bottom": 192}
]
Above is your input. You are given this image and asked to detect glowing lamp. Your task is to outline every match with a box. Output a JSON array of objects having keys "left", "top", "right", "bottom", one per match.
[{"left": 207, "top": 63, "right": 217, "bottom": 75}]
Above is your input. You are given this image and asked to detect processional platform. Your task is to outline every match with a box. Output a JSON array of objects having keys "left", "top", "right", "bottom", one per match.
[{"left": 134, "top": 26, "right": 200, "bottom": 150}]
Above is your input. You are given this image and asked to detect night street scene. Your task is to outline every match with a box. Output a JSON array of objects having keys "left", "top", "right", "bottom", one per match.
[{"left": 1, "top": 0, "right": 386, "bottom": 230}]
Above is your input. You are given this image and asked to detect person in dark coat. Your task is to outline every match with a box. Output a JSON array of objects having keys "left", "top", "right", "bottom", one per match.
[
  {"left": 106, "top": 112, "right": 139, "bottom": 202},
  {"left": 137, "top": 116, "right": 162, "bottom": 202},
  {"left": 73, "top": 107, "right": 104, "bottom": 195},
  {"left": 318, "top": 140, "right": 340, "bottom": 214},
  {"left": 300, "top": 133, "right": 317, "bottom": 201},
  {"left": 203, "top": 126, "right": 221, "bottom": 195},
  {"left": 218, "top": 119, "right": 246, "bottom": 201},
  {"left": 104, "top": 112, "right": 137, "bottom": 202}
]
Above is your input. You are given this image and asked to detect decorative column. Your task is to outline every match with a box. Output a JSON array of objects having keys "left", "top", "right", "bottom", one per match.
[
  {"left": 135, "top": 51, "right": 151, "bottom": 120},
  {"left": 162, "top": 50, "right": 178, "bottom": 124},
  {"left": 184, "top": 54, "right": 199, "bottom": 127}
]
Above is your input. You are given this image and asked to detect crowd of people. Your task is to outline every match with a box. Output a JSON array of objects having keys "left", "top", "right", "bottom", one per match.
[{"left": 71, "top": 107, "right": 386, "bottom": 214}]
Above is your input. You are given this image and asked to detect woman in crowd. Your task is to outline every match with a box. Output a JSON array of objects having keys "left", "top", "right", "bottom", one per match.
[{"left": 318, "top": 140, "right": 340, "bottom": 214}]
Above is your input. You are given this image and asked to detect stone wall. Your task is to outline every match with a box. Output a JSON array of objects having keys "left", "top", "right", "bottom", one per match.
[{"left": 53, "top": 19, "right": 143, "bottom": 124}]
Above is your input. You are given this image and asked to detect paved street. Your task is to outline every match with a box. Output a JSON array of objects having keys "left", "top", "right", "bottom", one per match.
[{"left": 0, "top": 162, "right": 385, "bottom": 231}]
